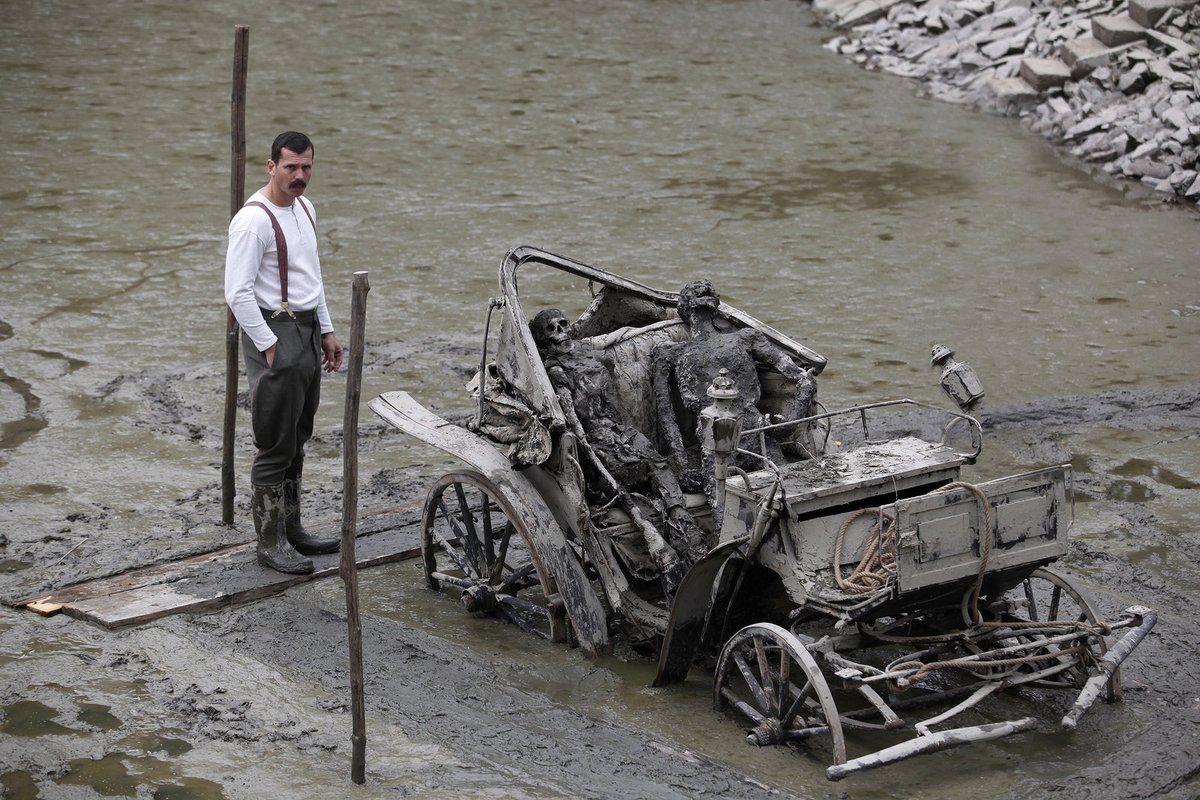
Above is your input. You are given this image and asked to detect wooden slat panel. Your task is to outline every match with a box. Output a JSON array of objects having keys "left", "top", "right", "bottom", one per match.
[
  {"left": 62, "top": 527, "right": 423, "bottom": 629},
  {"left": 19, "top": 501, "right": 424, "bottom": 628},
  {"left": 892, "top": 466, "right": 1070, "bottom": 593}
]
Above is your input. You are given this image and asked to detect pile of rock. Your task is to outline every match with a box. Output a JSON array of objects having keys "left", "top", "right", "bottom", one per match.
[{"left": 812, "top": 0, "right": 1200, "bottom": 203}]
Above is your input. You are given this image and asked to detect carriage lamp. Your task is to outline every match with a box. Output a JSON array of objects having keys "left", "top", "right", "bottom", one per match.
[
  {"left": 930, "top": 344, "right": 985, "bottom": 412},
  {"left": 700, "top": 368, "right": 743, "bottom": 482}
]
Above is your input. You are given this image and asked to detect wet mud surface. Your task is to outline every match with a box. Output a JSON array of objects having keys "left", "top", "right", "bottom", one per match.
[{"left": 2, "top": 340, "right": 1199, "bottom": 799}]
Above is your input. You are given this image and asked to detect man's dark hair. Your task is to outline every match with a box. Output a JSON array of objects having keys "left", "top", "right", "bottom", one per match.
[{"left": 271, "top": 131, "right": 314, "bottom": 162}]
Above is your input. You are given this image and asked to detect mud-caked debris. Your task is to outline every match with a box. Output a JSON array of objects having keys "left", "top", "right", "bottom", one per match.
[{"left": 812, "top": 0, "right": 1200, "bottom": 203}]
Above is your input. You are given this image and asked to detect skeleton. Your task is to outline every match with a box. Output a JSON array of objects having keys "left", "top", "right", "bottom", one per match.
[
  {"left": 653, "top": 280, "right": 818, "bottom": 502},
  {"left": 530, "top": 309, "right": 708, "bottom": 576}
]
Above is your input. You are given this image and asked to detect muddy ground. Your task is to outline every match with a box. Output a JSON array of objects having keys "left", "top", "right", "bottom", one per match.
[{"left": 2, "top": 335, "right": 1198, "bottom": 799}]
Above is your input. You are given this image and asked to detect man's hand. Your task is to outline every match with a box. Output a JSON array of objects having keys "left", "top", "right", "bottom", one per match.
[
  {"left": 264, "top": 344, "right": 276, "bottom": 368},
  {"left": 321, "top": 332, "right": 344, "bottom": 372}
]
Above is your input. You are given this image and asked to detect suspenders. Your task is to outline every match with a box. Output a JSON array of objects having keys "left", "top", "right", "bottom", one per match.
[{"left": 244, "top": 198, "right": 317, "bottom": 319}]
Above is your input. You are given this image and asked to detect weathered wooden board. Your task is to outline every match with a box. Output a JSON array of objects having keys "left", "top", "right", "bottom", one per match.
[
  {"left": 19, "top": 503, "right": 424, "bottom": 630},
  {"left": 22, "top": 543, "right": 256, "bottom": 612}
]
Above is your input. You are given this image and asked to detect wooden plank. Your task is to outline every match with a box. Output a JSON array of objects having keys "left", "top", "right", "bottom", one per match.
[
  {"left": 18, "top": 501, "right": 424, "bottom": 628},
  {"left": 60, "top": 522, "right": 424, "bottom": 629},
  {"left": 25, "top": 597, "right": 64, "bottom": 616},
  {"left": 20, "top": 543, "right": 255, "bottom": 608}
]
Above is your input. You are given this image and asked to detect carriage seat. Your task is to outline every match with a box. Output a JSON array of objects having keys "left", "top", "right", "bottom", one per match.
[{"left": 576, "top": 318, "right": 687, "bottom": 444}]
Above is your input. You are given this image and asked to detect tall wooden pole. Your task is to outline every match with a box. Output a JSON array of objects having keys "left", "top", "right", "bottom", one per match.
[
  {"left": 341, "top": 271, "right": 370, "bottom": 784},
  {"left": 222, "top": 25, "right": 249, "bottom": 526}
]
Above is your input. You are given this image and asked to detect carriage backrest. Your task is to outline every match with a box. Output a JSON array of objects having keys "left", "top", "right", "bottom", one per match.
[{"left": 575, "top": 319, "right": 688, "bottom": 443}]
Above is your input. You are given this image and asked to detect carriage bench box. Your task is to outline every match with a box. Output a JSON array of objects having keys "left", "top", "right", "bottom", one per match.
[{"left": 720, "top": 436, "right": 1070, "bottom": 598}]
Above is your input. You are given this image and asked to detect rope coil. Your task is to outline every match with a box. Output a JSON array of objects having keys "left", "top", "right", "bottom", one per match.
[
  {"left": 833, "top": 508, "right": 897, "bottom": 593},
  {"left": 832, "top": 481, "right": 993, "bottom": 621}
]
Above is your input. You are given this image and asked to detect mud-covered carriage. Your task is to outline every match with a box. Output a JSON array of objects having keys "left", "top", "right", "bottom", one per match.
[{"left": 369, "top": 246, "right": 1156, "bottom": 779}]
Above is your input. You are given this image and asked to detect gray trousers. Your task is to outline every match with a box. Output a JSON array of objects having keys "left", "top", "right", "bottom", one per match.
[{"left": 243, "top": 309, "right": 322, "bottom": 486}]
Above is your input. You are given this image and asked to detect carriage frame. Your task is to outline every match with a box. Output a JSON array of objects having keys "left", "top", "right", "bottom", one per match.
[{"left": 369, "top": 246, "right": 1156, "bottom": 779}]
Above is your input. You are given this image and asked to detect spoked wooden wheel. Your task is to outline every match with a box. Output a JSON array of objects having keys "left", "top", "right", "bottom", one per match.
[
  {"left": 714, "top": 623, "right": 846, "bottom": 766},
  {"left": 1016, "top": 567, "right": 1114, "bottom": 694},
  {"left": 422, "top": 471, "right": 570, "bottom": 644},
  {"left": 970, "top": 567, "right": 1115, "bottom": 695}
]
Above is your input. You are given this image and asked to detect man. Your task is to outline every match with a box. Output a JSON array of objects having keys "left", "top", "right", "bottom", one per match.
[
  {"left": 653, "top": 280, "right": 818, "bottom": 502},
  {"left": 225, "top": 131, "right": 343, "bottom": 574},
  {"left": 530, "top": 309, "right": 707, "bottom": 575}
]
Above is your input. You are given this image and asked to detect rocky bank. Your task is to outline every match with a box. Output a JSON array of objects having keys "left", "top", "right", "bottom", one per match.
[{"left": 810, "top": 0, "right": 1200, "bottom": 204}]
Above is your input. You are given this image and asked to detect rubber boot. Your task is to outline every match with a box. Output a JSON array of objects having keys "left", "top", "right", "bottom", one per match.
[
  {"left": 283, "top": 473, "right": 340, "bottom": 555},
  {"left": 253, "top": 483, "right": 314, "bottom": 574}
]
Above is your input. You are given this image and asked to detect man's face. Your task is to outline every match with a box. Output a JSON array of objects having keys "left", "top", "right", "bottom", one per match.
[{"left": 267, "top": 147, "right": 314, "bottom": 202}]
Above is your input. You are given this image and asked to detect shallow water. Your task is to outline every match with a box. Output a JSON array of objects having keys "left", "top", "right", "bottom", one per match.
[{"left": 2, "top": 0, "right": 1199, "bottom": 797}]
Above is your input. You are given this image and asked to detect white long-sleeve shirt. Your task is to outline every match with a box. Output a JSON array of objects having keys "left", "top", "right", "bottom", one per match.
[{"left": 224, "top": 190, "right": 334, "bottom": 352}]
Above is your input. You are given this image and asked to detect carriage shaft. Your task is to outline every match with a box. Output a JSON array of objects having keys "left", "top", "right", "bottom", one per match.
[
  {"left": 1062, "top": 606, "right": 1157, "bottom": 729},
  {"left": 826, "top": 717, "right": 1038, "bottom": 781}
]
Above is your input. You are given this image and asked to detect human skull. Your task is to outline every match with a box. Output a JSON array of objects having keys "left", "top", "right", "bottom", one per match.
[{"left": 531, "top": 308, "right": 572, "bottom": 356}]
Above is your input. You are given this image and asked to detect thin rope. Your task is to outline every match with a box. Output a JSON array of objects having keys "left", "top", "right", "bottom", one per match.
[
  {"left": 936, "top": 481, "right": 993, "bottom": 624},
  {"left": 889, "top": 644, "right": 1089, "bottom": 689}
]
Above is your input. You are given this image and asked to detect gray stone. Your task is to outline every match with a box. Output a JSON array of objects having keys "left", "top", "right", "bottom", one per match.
[
  {"left": 923, "top": 12, "right": 948, "bottom": 32},
  {"left": 1047, "top": 95, "right": 1074, "bottom": 115},
  {"left": 1130, "top": 157, "right": 1175, "bottom": 178},
  {"left": 960, "top": 0, "right": 995, "bottom": 15},
  {"left": 982, "top": 31, "right": 1032, "bottom": 58},
  {"left": 1168, "top": 168, "right": 1197, "bottom": 190},
  {"left": 991, "top": 5, "right": 1035, "bottom": 26},
  {"left": 1144, "top": 80, "right": 1175, "bottom": 108},
  {"left": 1129, "top": 0, "right": 1197, "bottom": 28},
  {"left": 1169, "top": 125, "right": 1199, "bottom": 144},
  {"left": 1145, "top": 29, "right": 1199, "bottom": 57},
  {"left": 1065, "top": 114, "right": 1111, "bottom": 139},
  {"left": 1129, "top": 139, "right": 1163, "bottom": 159},
  {"left": 1162, "top": 105, "right": 1192, "bottom": 129},
  {"left": 1020, "top": 57, "right": 1073, "bottom": 90},
  {"left": 988, "top": 76, "right": 1041, "bottom": 103},
  {"left": 1092, "top": 14, "right": 1148, "bottom": 46},
  {"left": 1061, "top": 36, "right": 1129, "bottom": 74},
  {"left": 1148, "top": 58, "right": 1194, "bottom": 87},
  {"left": 835, "top": 0, "right": 907, "bottom": 28},
  {"left": 1118, "top": 61, "right": 1151, "bottom": 93}
]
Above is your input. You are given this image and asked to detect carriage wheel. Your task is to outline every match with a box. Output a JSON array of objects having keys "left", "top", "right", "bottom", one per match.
[
  {"left": 1018, "top": 567, "right": 1114, "bottom": 694},
  {"left": 971, "top": 567, "right": 1115, "bottom": 696},
  {"left": 421, "top": 471, "right": 570, "bottom": 644},
  {"left": 713, "top": 623, "right": 846, "bottom": 766}
]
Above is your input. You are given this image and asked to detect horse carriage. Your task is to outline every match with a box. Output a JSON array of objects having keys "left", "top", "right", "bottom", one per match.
[{"left": 369, "top": 246, "right": 1156, "bottom": 779}]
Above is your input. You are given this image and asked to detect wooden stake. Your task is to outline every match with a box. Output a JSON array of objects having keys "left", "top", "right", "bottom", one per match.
[
  {"left": 222, "top": 25, "right": 249, "bottom": 526},
  {"left": 341, "top": 271, "right": 371, "bottom": 784}
]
